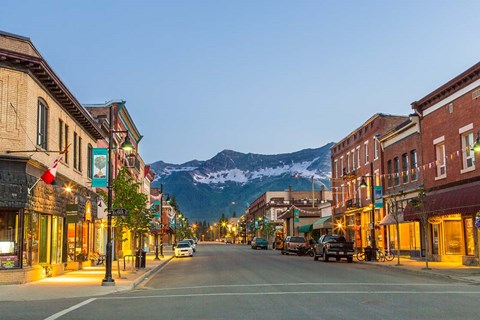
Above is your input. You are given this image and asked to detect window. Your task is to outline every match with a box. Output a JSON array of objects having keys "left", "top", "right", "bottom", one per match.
[
  {"left": 393, "top": 157, "right": 400, "bottom": 185},
  {"left": 356, "top": 147, "right": 361, "bottom": 169},
  {"left": 435, "top": 142, "right": 446, "bottom": 177},
  {"left": 87, "top": 144, "right": 93, "bottom": 179},
  {"left": 64, "top": 125, "right": 69, "bottom": 164},
  {"left": 347, "top": 153, "right": 350, "bottom": 173},
  {"left": 351, "top": 149, "right": 355, "bottom": 170},
  {"left": 364, "top": 141, "right": 369, "bottom": 164},
  {"left": 461, "top": 131, "right": 475, "bottom": 171},
  {"left": 37, "top": 99, "right": 48, "bottom": 150},
  {"left": 402, "top": 153, "right": 409, "bottom": 183},
  {"left": 410, "top": 150, "right": 418, "bottom": 181},
  {"left": 58, "top": 120, "right": 63, "bottom": 152},
  {"left": 340, "top": 156, "right": 344, "bottom": 176},
  {"left": 73, "top": 132, "right": 78, "bottom": 170},
  {"left": 374, "top": 139, "right": 379, "bottom": 160},
  {"left": 387, "top": 160, "right": 392, "bottom": 187},
  {"left": 78, "top": 136, "right": 82, "bottom": 172},
  {"left": 334, "top": 159, "right": 338, "bottom": 179}
]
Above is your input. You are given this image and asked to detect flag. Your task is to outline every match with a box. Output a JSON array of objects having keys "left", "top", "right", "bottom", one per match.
[{"left": 41, "top": 145, "right": 70, "bottom": 184}]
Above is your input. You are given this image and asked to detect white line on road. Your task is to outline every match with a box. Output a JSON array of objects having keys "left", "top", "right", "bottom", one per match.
[
  {"left": 43, "top": 298, "right": 97, "bottom": 320},
  {"left": 137, "top": 282, "right": 470, "bottom": 292},
  {"left": 99, "top": 290, "right": 480, "bottom": 300}
]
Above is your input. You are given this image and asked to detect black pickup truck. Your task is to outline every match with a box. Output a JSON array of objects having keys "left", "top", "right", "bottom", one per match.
[{"left": 313, "top": 234, "right": 354, "bottom": 263}]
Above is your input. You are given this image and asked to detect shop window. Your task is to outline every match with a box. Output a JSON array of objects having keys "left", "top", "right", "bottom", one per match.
[
  {"left": 51, "top": 217, "right": 63, "bottom": 264},
  {"left": 24, "top": 212, "right": 40, "bottom": 266},
  {"left": 0, "top": 211, "right": 20, "bottom": 269},
  {"left": 444, "top": 220, "right": 463, "bottom": 255}
]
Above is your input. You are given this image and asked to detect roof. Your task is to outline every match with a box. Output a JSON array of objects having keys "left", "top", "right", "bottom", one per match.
[{"left": 0, "top": 31, "right": 104, "bottom": 140}]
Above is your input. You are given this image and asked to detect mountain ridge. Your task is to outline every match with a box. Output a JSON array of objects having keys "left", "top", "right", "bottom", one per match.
[{"left": 150, "top": 143, "right": 334, "bottom": 222}]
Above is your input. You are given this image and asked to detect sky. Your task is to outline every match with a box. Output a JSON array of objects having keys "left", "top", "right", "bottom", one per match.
[{"left": 2, "top": 1, "right": 480, "bottom": 164}]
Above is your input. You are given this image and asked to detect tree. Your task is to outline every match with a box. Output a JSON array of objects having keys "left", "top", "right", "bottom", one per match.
[
  {"left": 386, "top": 190, "right": 406, "bottom": 266},
  {"left": 411, "top": 188, "right": 431, "bottom": 270},
  {"left": 100, "top": 168, "right": 150, "bottom": 272}
]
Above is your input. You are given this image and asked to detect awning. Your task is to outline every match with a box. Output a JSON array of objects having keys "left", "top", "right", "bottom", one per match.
[
  {"left": 298, "top": 224, "right": 313, "bottom": 233},
  {"left": 313, "top": 216, "right": 332, "bottom": 229},
  {"left": 404, "top": 183, "right": 480, "bottom": 220},
  {"left": 379, "top": 213, "right": 404, "bottom": 226}
]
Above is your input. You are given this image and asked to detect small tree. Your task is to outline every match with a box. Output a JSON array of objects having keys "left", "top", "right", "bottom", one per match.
[
  {"left": 412, "top": 188, "right": 431, "bottom": 270},
  {"left": 386, "top": 190, "right": 405, "bottom": 266},
  {"left": 111, "top": 168, "right": 150, "bottom": 271}
]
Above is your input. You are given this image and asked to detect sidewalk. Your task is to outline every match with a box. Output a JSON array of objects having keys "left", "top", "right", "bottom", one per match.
[
  {"left": 0, "top": 252, "right": 173, "bottom": 301},
  {"left": 359, "top": 256, "right": 480, "bottom": 284}
]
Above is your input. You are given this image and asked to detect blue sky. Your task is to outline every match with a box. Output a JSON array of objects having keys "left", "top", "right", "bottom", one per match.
[{"left": 2, "top": 1, "right": 480, "bottom": 164}]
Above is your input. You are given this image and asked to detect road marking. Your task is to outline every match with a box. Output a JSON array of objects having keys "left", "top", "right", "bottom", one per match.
[
  {"left": 99, "top": 290, "right": 480, "bottom": 300},
  {"left": 43, "top": 298, "right": 96, "bottom": 320},
  {"left": 136, "top": 282, "right": 470, "bottom": 292}
]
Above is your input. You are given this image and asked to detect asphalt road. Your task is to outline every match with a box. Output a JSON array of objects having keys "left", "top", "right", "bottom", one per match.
[{"left": 2, "top": 243, "right": 480, "bottom": 320}]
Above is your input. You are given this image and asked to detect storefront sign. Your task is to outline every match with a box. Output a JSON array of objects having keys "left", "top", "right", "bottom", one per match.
[
  {"left": 66, "top": 204, "right": 80, "bottom": 223},
  {"left": 92, "top": 148, "right": 108, "bottom": 187}
]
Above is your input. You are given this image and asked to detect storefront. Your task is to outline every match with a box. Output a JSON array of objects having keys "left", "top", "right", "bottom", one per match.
[
  {"left": 66, "top": 200, "right": 97, "bottom": 266},
  {"left": 380, "top": 213, "right": 421, "bottom": 257}
]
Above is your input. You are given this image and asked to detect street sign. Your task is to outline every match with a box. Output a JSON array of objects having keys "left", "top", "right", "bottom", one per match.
[{"left": 111, "top": 208, "right": 129, "bottom": 216}]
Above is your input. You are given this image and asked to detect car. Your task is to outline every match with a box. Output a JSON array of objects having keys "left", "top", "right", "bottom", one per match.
[
  {"left": 281, "top": 236, "right": 306, "bottom": 255},
  {"left": 182, "top": 239, "right": 196, "bottom": 252},
  {"left": 251, "top": 237, "right": 268, "bottom": 250},
  {"left": 225, "top": 237, "right": 233, "bottom": 244},
  {"left": 174, "top": 242, "right": 193, "bottom": 257}
]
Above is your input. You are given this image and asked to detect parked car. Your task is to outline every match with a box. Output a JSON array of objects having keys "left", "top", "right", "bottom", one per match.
[
  {"left": 313, "top": 234, "right": 354, "bottom": 263},
  {"left": 174, "top": 242, "right": 194, "bottom": 258},
  {"left": 281, "top": 236, "right": 306, "bottom": 255},
  {"left": 251, "top": 237, "right": 268, "bottom": 250},
  {"left": 225, "top": 237, "right": 233, "bottom": 244},
  {"left": 180, "top": 239, "right": 196, "bottom": 252}
]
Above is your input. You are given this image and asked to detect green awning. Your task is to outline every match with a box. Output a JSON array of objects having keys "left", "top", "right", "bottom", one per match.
[
  {"left": 298, "top": 224, "right": 313, "bottom": 233},
  {"left": 313, "top": 216, "right": 332, "bottom": 230}
]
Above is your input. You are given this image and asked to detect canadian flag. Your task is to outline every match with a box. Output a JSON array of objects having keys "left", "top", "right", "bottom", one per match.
[{"left": 41, "top": 145, "right": 70, "bottom": 184}]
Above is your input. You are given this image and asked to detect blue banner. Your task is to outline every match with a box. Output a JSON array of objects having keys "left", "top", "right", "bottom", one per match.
[
  {"left": 294, "top": 209, "right": 300, "bottom": 223},
  {"left": 374, "top": 186, "right": 383, "bottom": 208},
  {"left": 92, "top": 148, "right": 108, "bottom": 187}
]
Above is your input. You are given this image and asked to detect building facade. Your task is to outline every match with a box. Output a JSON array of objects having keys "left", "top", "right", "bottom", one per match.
[
  {"left": 331, "top": 114, "right": 408, "bottom": 252},
  {"left": 406, "top": 62, "right": 480, "bottom": 265},
  {"left": 0, "top": 31, "right": 104, "bottom": 283},
  {"left": 378, "top": 115, "right": 423, "bottom": 258}
]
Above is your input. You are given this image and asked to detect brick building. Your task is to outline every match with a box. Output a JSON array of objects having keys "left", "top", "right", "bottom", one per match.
[
  {"left": 331, "top": 113, "right": 408, "bottom": 251},
  {"left": 406, "top": 62, "right": 480, "bottom": 265},
  {"left": 378, "top": 115, "right": 424, "bottom": 258}
]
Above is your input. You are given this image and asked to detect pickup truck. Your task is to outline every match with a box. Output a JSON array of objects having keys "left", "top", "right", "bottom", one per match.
[
  {"left": 313, "top": 234, "right": 354, "bottom": 263},
  {"left": 251, "top": 237, "right": 268, "bottom": 250},
  {"left": 281, "top": 236, "right": 306, "bottom": 255}
]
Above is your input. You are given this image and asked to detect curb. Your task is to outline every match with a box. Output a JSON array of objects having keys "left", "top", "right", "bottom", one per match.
[
  {"left": 356, "top": 260, "right": 480, "bottom": 285},
  {"left": 132, "top": 256, "right": 174, "bottom": 289}
]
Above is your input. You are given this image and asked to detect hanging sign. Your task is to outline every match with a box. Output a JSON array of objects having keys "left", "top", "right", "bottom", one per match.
[
  {"left": 92, "top": 148, "right": 108, "bottom": 187},
  {"left": 374, "top": 186, "right": 384, "bottom": 208},
  {"left": 294, "top": 209, "right": 300, "bottom": 222}
]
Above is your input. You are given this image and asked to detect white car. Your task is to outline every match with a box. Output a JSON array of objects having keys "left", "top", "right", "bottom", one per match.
[
  {"left": 175, "top": 242, "right": 193, "bottom": 257},
  {"left": 182, "top": 239, "right": 196, "bottom": 252}
]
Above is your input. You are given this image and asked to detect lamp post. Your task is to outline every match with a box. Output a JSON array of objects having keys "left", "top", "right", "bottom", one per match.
[
  {"left": 359, "top": 161, "right": 377, "bottom": 261},
  {"left": 102, "top": 105, "right": 134, "bottom": 287}
]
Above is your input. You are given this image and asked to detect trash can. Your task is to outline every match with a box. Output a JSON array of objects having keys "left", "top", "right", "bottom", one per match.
[
  {"left": 365, "top": 246, "right": 372, "bottom": 261},
  {"left": 135, "top": 250, "right": 146, "bottom": 268}
]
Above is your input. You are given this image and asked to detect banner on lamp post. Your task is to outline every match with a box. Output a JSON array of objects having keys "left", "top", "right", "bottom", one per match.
[
  {"left": 374, "top": 186, "right": 383, "bottom": 208},
  {"left": 92, "top": 148, "right": 108, "bottom": 187},
  {"left": 294, "top": 209, "right": 300, "bottom": 223}
]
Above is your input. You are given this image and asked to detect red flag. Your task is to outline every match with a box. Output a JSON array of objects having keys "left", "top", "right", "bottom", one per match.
[{"left": 41, "top": 145, "right": 70, "bottom": 184}]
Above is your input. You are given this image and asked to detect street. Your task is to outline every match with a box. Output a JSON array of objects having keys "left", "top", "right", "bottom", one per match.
[{"left": 1, "top": 243, "right": 480, "bottom": 320}]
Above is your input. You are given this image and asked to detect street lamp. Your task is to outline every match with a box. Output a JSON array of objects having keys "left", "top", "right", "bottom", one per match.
[
  {"left": 102, "top": 105, "right": 134, "bottom": 287},
  {"left": 359, "top": 161, "right": 377, "bottom": 261}
]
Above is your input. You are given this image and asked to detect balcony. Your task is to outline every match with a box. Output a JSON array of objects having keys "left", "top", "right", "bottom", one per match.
[{"left": 345, "top": 197, "right": 360, "bottom": 209}]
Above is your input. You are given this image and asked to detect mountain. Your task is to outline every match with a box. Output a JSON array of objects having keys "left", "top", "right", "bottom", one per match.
[{"left": 150, "top": 143, "right": 334, "bottom": 222}]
